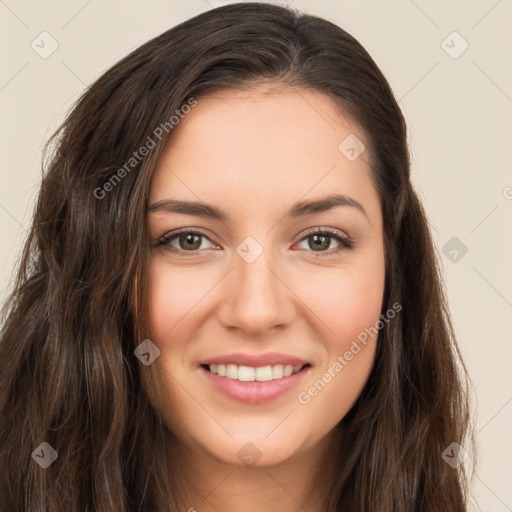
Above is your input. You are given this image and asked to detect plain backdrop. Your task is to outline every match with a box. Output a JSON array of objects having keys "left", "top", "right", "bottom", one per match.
[{"left": 1, "top": 1, "right": 511, "bottom": 510}]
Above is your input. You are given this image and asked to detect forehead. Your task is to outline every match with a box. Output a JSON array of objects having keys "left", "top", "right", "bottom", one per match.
[{"left": 149, "top": 86, "right": 380, "bottom": 224}]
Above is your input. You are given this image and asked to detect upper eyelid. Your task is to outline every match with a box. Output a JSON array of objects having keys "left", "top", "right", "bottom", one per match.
[{"left": 158, "top": 227, "right": 217, "bottom": 245}]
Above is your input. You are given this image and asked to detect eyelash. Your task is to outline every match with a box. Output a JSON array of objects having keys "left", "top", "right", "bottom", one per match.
[{"left": 156, "top": 227, "right": 354, "bottom": 257}]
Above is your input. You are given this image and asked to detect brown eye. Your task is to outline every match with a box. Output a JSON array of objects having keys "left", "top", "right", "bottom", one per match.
[
  {"left": 296, "top": 228, "right": 354, "bottom": 255},
  {"left": 177, "top": 233, "right": 202, "bottom": 251},
  {"left": 157, "top": 229, "right": 215, "bottom": 254},
  {"left": 306, "top": 234, "right": 331, "bottom": 251}
]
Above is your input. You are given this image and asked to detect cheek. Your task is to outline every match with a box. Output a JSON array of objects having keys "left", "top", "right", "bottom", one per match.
[
  {"left": 146, "top": 258, "right": 212, "bottom": 341},
  {"left": 295, "top": 267, "right": 383, "bottom": 426},
  {"left": 292, "top": 254, "right": 384, "bottom": 410},
  {"left": 335, "top": 268, "right": 384, "bottom": 341},
  {"left": 144, "top": 259, "right": 204, "bottom": 428},
  {"left": 293, "top": 255, "right": 385, "bottom": 347}
]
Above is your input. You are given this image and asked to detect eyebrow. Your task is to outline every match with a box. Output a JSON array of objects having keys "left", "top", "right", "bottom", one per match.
[{"left": 147, "top": 193, "right": 369, "bottom": 222}]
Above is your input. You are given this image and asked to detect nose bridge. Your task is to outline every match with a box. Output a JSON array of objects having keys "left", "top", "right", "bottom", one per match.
[{"left": 217, "top": 235, "right": 293, "bottom": 333}]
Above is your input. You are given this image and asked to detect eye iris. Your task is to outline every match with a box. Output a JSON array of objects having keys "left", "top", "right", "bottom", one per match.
[
  {"left": 309, "top": 234, "right": 330, "bottom": 251},
  {"left": 180, "top": 233, "right": 201, "bottom": 250}
]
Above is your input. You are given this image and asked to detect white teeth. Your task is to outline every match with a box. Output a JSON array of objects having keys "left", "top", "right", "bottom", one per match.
[
  {"left": 226, "top": 364, "right": 238, "bottom": 379},
  {"left": 206, "top": 363, "right": 305, "bottom": 381},
  {"left": 239, "top": 366, "right": 255, "bottom": 381},
  {"left": 272, "top": 365, "right": 284, "bottom": 379},
  {"left": 255, "top": 366, "right": 272, "bottom": 382}
]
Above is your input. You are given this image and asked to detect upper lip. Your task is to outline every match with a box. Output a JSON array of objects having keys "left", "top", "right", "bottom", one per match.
[{"left": 200, "top": 352, "right": 310, "bottom": 368}]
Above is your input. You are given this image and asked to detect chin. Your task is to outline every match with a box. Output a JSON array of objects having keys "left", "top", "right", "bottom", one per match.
[{"left": 203, "top": 428, "right": 309, "bottom": 469}]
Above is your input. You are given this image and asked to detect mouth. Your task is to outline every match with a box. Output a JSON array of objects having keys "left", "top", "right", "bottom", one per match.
[
  {"left": 201, "top": 363, "right": 311, "bottom": 382},
  {"left": 198, "top": 363, "right": 312, "bottom": 403}
]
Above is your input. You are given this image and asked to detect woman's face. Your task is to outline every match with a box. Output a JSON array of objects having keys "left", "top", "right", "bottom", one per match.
[{"left": 146, "top": 86, "right": 385, "bottom": 468}]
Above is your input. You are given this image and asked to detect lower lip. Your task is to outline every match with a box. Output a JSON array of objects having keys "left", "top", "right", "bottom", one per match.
[{"left": 199, "top": 365, "right": 311, "bottom": 404}]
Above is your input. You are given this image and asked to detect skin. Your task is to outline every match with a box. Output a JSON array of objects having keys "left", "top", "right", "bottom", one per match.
[{"left": 145, "top": 84, "right": 385, "bottom": 512}]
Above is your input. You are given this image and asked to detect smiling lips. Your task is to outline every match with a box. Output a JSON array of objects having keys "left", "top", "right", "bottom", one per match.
[{"left": 199, "top": 352, "right": 311, "bottom": 403}]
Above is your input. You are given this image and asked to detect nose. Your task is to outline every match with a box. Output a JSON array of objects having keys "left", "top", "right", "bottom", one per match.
[{"left": 216, "top": 243, "right": 296, "bottom": 336}]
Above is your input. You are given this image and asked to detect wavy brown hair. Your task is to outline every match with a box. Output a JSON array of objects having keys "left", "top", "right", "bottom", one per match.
[{"left": 0, "top": 3, "right": 475, "bottom": 511}]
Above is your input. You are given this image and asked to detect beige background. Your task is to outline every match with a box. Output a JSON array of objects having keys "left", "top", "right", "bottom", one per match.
[{"left": 1, "top": 1, "right": 511, "bottom": 509}]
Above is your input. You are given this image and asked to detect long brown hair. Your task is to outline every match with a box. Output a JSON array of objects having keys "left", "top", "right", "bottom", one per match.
[{"left": 0, "top": 3, "right": 475, "bottom": 510}]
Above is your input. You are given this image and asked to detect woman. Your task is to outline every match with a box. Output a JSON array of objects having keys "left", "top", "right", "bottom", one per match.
[{"left": 0, "top": 3, "right": 474, "bottom": 511}]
